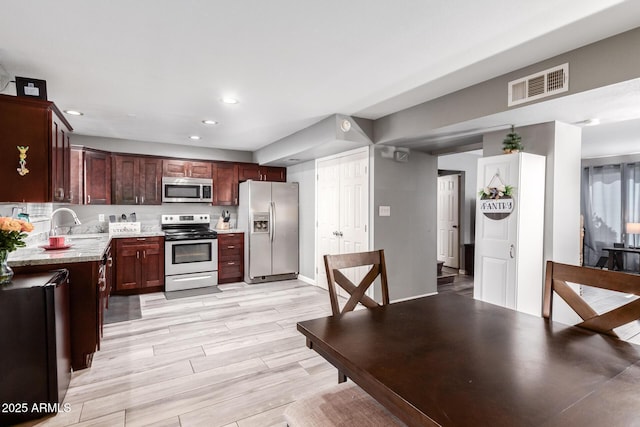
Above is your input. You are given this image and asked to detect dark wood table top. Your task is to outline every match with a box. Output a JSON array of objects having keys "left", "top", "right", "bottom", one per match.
[{"left": 297, "top": 293, "right": 640, "bottom": 427}]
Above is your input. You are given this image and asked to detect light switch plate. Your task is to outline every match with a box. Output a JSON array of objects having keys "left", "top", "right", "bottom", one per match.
[{"left": 379, "top": 206, "right": 391, "bottom": 216}]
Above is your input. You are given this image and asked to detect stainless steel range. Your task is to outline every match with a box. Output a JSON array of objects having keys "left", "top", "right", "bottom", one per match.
[{"left": 162, "top": 214, "right": 218, "bottom": 291}]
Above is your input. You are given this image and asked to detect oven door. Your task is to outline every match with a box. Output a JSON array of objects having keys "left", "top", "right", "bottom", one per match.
[{"left": 165, "top": 238, "right": 218, "bottom": 276}]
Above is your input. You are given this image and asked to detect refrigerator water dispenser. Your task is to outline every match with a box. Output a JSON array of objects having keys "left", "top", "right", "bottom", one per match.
[{"left": 252, "top": 212, "right": 270, "bottom": 233}]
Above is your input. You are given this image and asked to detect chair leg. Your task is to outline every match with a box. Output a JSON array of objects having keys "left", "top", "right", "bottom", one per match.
[{"left": 338, "top": 370, "right": 347, "bottom": 383}]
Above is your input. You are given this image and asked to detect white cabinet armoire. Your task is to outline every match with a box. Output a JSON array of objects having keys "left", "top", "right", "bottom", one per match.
[{"left": 474, "top": 152, "right": 546, "bottom": 316}]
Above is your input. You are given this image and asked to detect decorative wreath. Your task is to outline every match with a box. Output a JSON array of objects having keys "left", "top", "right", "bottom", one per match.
[{"left": 478, "top": 184, "right": 513, "bottom": 200}]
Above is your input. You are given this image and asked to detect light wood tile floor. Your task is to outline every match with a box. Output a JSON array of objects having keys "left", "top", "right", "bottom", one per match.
[{"left": 21, "top": 280, "right": 340, "bottom": 427}]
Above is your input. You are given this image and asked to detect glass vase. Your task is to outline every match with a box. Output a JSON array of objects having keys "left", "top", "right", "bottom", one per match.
[{"left": 0, "top": 250, "right": 14, "bottom": 285}]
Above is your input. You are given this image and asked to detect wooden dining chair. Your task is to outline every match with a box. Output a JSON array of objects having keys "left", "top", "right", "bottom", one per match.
[
  {"left": 283, "top": 382, "right": 405, "bottom": 427},
  {"left": 543, "top": 260, "right": 640, "bottom": 338},
  {"left": 323, "top": 249, "right": 390, "bottom": 317}
]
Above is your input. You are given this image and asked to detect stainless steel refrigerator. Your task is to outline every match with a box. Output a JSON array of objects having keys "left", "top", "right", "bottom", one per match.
[{"left": 239, "top": 180, "right": 299, "bottom": 283}]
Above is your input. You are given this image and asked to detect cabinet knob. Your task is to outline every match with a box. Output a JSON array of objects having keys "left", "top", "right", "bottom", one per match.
[
  {"left": 136, "top": 251, "right": 140, "bottom": 259},
  {"left": 228, "top": 245, "right": 235, "bottom": 249},
  {"left": 87, "top": 194, "right": 91, "bottom": 204},
  {"left": 228, "top": 262, "right": 235, "bottom": 265}
]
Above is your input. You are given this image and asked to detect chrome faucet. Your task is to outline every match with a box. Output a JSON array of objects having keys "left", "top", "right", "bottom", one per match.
[{"left": 50, "top": 208, "right": 82, "bottom": 236}]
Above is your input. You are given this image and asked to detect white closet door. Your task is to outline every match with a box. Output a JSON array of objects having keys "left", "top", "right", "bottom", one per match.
[
  {"left": 474, "top": 152, "right": 546, "bottom": 316},
  {"left": 316, "top": 148, "right": 369, "bottom": 296},
  {"left": 474, "top": 155, "right": 519, "bottom": 309},
  {"left": 316, "top": 159, "right": 341, "bottom": 291}
]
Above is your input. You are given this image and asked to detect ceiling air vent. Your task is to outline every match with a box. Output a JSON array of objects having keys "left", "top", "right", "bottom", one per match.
[{"left": 508, "top": 63, "right": 568, "bottom": 107}]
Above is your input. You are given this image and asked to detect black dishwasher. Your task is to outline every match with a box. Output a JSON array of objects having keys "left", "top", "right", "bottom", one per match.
[{"left": 0, "top": 269, "right": 71, "bottom": 425}]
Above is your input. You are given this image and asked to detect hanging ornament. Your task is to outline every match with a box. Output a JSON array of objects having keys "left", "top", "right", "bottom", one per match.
[{"left": 17, "top": 146, "right": 29, "bottom": 176}]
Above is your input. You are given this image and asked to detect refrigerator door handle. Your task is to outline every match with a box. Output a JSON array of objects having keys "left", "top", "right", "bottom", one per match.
[{"left": 270, "top": 201, "right": 276, "bottom": 242}]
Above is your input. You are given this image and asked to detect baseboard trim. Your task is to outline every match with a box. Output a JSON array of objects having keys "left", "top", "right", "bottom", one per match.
[
  {"left": 391, "top": 291, "right": 437, "bottom": 303},
  {"left": 297, "top": 274, "right": 316, "bottom": 286}
]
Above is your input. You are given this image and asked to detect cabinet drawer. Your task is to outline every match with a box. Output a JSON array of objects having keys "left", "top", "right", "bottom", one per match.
[
  {"left": 219, "top": 261, "right": 242, "bottom": 278},
  {"left": 218, "top": 233, "right": 243, "bottom": 243}
]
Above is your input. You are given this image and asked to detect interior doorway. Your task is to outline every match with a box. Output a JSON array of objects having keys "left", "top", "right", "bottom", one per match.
[{"left": 437, "top": 173, "right": 460, "bottom": 269}]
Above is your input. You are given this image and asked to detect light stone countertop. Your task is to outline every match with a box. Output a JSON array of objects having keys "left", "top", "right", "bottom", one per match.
[
  {"left": 214, "top": 229, "right": 244, "bottom": 234},
  {"left": 7, "top": 231, "right": 165, "bottom": 267}
]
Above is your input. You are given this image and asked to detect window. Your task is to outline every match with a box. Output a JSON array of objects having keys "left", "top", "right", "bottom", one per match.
[{"left": 582, "top": 162, "right": 640, "bottom": 270}]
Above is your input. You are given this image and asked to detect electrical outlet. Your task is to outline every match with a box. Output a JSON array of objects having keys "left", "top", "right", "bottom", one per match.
[{"left": 98, "top": 214, "right": 105, "bottom": 222}]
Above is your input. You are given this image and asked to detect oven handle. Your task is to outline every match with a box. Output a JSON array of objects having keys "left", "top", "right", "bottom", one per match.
[{"left": 172, "top": 274, "right": 215, "bottom": 282}]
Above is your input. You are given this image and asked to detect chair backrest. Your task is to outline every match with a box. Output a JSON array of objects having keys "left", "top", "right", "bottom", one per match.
[
  {"left": 323, "top": 250, "right": 390, "bottom": 316},
  {"left": 543, "top": 260, "right": 640, "bottom": 337}
]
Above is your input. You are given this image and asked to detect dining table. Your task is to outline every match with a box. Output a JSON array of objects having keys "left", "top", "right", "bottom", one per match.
[{"left": 297, "top": 293, "right": 640, "bottom": 427}]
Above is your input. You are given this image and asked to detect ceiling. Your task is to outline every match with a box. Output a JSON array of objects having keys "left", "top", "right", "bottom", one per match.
[{"left": 1, "top": 1, "right": 640, "bottom": 158}]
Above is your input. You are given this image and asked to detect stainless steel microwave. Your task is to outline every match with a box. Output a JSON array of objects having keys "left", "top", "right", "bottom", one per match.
[{"left": 162, "top": 177, "right": 213, "bottom": 203}]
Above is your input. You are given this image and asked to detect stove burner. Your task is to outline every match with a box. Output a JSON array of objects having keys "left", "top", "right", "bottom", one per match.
[
  {"left": 161, "top": 213, "right": 217, "bottom": 241},
  {"left": 163, "top": 228, "right": 218, "bottom": 241}
]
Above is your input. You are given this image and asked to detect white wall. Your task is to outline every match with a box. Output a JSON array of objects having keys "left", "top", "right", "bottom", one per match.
[{"left": 286, "top": 160, "right": 316, "bottom": 281}]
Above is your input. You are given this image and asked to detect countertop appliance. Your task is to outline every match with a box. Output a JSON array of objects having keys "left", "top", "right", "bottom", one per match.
[
  {"left": 239, "top": 181, "right": 299, "bottom": 283},
  {"left": 0, "top": 269, "right": 71, "bottom": 425},
  {"left": 162, "top": 214, "right": 218, "bottom": 291},
  {"left": 162, "top": 177, "right": 213, "bottom": 203}
]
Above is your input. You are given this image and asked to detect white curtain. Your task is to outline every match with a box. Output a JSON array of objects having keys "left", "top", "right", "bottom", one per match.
[
  {"left": 582, "top": 162, "right": 640, "bottom": 270},
  {"left": 582, "top": 165, "right": 622, "bottom": 266},
  {"left": 624, "top": 163, "right": 640, "bottom": 270}
]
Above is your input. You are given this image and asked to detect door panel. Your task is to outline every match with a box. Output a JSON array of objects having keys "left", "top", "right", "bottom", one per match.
[
  {"left": 272, "top": 183, "right": 299, "bottom": 275},
  {"left": 317, "top": 160, "right": 341, "bottom": 290},
  {"left": 316, "top": 148, "right": 369, "bottom": 297},
  {"left": 474, "top": 156, "right": 518, "bottom": 309},
  {"left": 248, "top": 181, "right": 273, "bottom": 278},
  {"left": 437, "top": 175, "right": 460, "bottom": 268}
]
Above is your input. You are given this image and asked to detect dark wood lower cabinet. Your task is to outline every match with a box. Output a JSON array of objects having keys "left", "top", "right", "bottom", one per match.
[
  {"left": 114, "top": 236, "right": 164, "bottom": 294},
  {"left": 14, "top": 261, "right": 103, "bottom": 371},
  {"left": 218, "top": 233, "right": 244, "bottom": 284}
]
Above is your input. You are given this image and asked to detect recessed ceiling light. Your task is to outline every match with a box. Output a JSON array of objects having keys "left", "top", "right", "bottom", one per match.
[
  {"left": 189, "top": 135, "right": 201, "bottom": 140},
  {"left": 221, "top": 97, "right": 239, "bottom": 104},
  {"left": 202, "top": 120, "right": 218, "bottom": 125},
  {"left": 64, "top": 110, "right": 83, "bottom": 116}
]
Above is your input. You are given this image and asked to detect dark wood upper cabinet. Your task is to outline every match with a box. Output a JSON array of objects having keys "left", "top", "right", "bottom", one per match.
[
  {"left": 112, "top": 155, "right": 162, "bottom": 205},
  {"left": 237, "top": 163, "right": 261, "bottom": 182},
  {"left": 261, "top": 166, "right": 286, "bottom": 182},
  {"left": 212, "top": 162, "right": 238, "bottom": 205},
  {"left": 0, "top": 94, "right": 72, "bottom": 203},
  {"left": 70, "top": 147, "right": 111, "bottom": 205},
  {"left": 163, "top": 159, "right": 212, "bottom": 179},
  {"left": 237, "top": 163, "right": 286, "bottom": 183}
]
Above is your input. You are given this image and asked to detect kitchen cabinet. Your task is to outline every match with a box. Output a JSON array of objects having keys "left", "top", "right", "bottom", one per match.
[
  {"left": 213, "top": 162, "right": 238, "bottom": 205},
  {"left": 218, "top": 233, "right": 244, "bottom": 284},
  {"left": 70, "top": 146, "right": 111, "bottom": 204},
  {"left": 114, "top": 236, "right": 164, "bottom": 293},
  {"left": 13, "top": 259, "right": 105, "bottom": 371},
  {"left": 237, "top": 163, "right": 286, "bottom": 182},
  {"left": 112, "top": 155, "right": 163, "bottom": 205},
  {"left": 163, "top": 159, "right": 212, "bottom": 178},
  {"left": 0, "top": 94, "right": 72, "bottom": 203}
]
